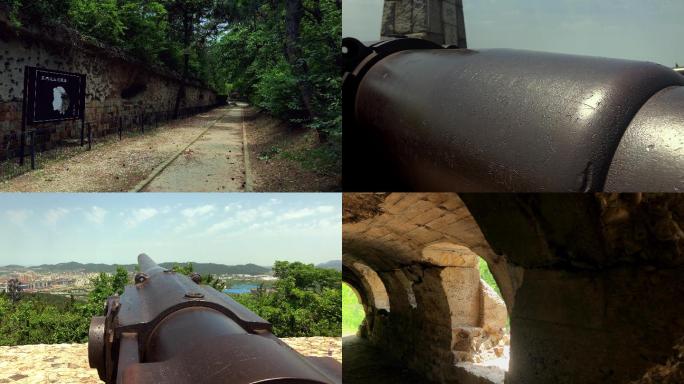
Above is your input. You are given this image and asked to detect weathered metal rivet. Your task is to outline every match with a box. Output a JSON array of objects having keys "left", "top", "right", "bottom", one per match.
[
  {"left": 190, "top": 272, "right": 201, "bottom": 284},
  {"left": 134, "top": 272, "right": 149, "bottom": 284},
  {"left": 184, "top": 292, "right": 204, "bottom": 299}
]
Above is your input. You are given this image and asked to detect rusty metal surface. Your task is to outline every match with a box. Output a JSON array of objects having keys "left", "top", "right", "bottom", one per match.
[
  {"left": 122, "top": 334, "right": 335, "bottom": 384},
  {"left": 145, "top": 307, "right": 246, "bottom": 362},
  {"left": 116, "top": 333, "right": 139, "bottom": 384},
  {"left": 88, "top": 254, "right": 341, "bottom": 384},
  {"left": 116, "top": 258, "right": 271, "bottom": 333},
  {"left": 87, "top": 316, "right": 106, "bottom": 380},
  {"left": 605, "top": 86, "right": 684, "bottom": 192},
  {"left": 343, "top": 38, "right": 684, "bottom": 192}
]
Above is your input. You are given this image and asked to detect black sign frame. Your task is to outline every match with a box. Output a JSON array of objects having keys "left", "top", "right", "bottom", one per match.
[
  {"left": 23, "top": 66, "right": 86, "bottom": 125},
  {"left": 19, "top": 67, "right": 87, "bottom": 168}
]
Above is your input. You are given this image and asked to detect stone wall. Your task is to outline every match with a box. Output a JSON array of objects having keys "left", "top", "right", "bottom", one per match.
[
  {"left": 0, "top": 338, "right": 341, "bottom": 383},
  {"left": 0, "top": 14, "right": 218, "bottom": 160},
  {"left": 382, "top": 0, "right": 467, "bottom": 46},
  {"left": 343, "top": 193, "right": 684, "bottom": 384},
  {"left": 343, "top": 193, "right": 509, "bottom": 384}
]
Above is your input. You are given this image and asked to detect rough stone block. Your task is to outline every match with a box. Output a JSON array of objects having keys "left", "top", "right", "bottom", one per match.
[
  {"left": 381, "top": 1, "right": 397, "bottom": 36},
  {"left": 444, "top": 22, "right": 459, "bottom": 46},
  {"left": 412, "top": 0, "right": 428, "bottom": 31},
  {"left": 428, "top": 0, "right": 444, "bottom": 34},
  {"left": 384, "top": 217, "right": 419, "bottom": 235},
  {"left": 411, "top": 207, "right": 446, "bottom": 226},
  {"left": 405, "top": 225, "right": 445, "bottom": 245},
  {"left": 394, "top": 1, "right": 414, "bottom": 34},
  {"left": 480, "top": 279, "right": 507, "bottom": 334},
  {"left": 421, "top": 242, "right": 478, "bottom": 267}
]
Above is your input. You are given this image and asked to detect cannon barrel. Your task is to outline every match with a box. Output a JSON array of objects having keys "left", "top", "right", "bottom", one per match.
[
  {"left": 342, "top": 37, "right": 684, "bottom": 192},
  {"left": 137, "top": 253, "right": 160, "bottom": 274},
  {"left": 88, "top": 254, "right": 340, "bottom": 384}
]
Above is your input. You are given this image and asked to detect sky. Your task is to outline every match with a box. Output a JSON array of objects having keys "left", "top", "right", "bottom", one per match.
[
  {"left": 343, "top": 0, "right": 684, "bottom": 66},
  {"left": 0, "top": 193, "right": 341, "bottom": 267}
]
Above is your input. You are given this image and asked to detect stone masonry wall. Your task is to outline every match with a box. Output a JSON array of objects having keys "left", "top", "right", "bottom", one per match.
[
  {"left": 343, "top": 193, "right": 509, "bottom": 383},
  {"left": 0, "top": 338, "right": 341, "bottom": 383},
  {"left": 382, "top": 0, "right": 467, "bottom": 46},
  {"left": 0, "top": 14, "right": 217, "bottom": 160},
  {"left": 344, "top": 193, "right": 684, "bottom": 384}
]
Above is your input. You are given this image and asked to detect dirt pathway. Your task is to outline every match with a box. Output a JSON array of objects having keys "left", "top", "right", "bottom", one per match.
[
  {"left": 0, "top": 107, "right": 232, "bottom": 192},
  {"left": 139, "top": 106, "right": 247, "bottom": 192}
]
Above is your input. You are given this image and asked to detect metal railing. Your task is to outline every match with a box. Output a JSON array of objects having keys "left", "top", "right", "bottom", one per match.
[{"left": 1, "top": 104, "right": 216, "bottom": 180}]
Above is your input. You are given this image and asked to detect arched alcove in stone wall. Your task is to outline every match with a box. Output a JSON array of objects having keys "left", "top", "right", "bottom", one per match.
[
  {"left": 344, "top": 193, "right": 684, "bottom": 384},
  {"left": 343, "top": 193, "right": 511, "bottom": 383}
]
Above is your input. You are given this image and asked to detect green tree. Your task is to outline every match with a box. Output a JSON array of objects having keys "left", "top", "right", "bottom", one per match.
[
  {"left": 172, "top": 262, "right": 227, "bottom": 291},
  {"left": 68, "top": 0, "right": 125, "bottom": 46},
  {"left": 231, "top": 261, "right": 341, "bottom": 337}
]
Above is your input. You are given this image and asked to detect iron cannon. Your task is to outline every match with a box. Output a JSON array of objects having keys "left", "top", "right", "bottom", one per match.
[
  {"left": 342, "top": 37, "right": 684, "bottom": 192},
  {"left": 88, "top": 253, "right": 341, "bottom": 384}
]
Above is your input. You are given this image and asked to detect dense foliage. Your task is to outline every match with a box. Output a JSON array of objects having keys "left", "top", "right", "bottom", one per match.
[
  {"left": 231, "top": 261, "right": 341, "bottom": 337},
  {"left": 342, "top": 282, "right": 364, "bottom": 336},
  {"left": 172, "top": 262, "right": 227, "bottom": 291},
  {"left": 208, "top": 1, "right": 341, "bottom": 136},
  {"left": 2, "top": 0, "right": 342, "bottom": 173},
  {"left": 0, "top": 267, "right": 129, "bottom": 345},
  {"left": 0, "top": 262, "right": 340, "bottom": 345},
  {"left": 478, "top": 257, "right": 501, "bottom": 298}
]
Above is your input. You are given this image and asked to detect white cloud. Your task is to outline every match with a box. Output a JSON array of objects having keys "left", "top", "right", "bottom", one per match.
[
  {"left": 84, "top": 206, "right": 107, "bottom": 224},
  {"left": 181, "top": 205, "right": 215, "bottom": 218},
  {"left": 5, "top": 209, "right": 32, "bottom": 225},
  {"left": 205, "top": 205, "right": 273, "bottom": 235},
  {"left": 43, "top": 208, "right": 70, "bottom": 226},
  {"left": 316, "top": 205, "right": 335, "bottom": 214},
  {"left": 125, "top": 208, "right": 159, "bottom": 228},
  {"left": 277, "top": 205, "right": 335, "bottom": 221},
  {"left": 174, "top": 205, "right": 217, "bottom": 232},
  {"left": 224, "top": 203, "right": 243, "bottom": 212}
]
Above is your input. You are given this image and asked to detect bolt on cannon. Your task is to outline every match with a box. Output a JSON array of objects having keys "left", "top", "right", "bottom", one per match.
[{"left": 88, "top": 253, "right": 341, "bottom": 384}]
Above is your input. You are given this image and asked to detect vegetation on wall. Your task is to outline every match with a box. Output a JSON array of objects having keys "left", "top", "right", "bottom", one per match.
[
  {"left": 478, "top": 257, "right": 502, "bottom": 298},
  {"left": 1, "top": 0, "right": 342, "bottom": 174}
]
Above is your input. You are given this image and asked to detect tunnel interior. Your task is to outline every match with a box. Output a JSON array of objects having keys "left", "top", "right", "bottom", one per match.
[{"left": 342, "top": 193, "right": 684, "bottom": 384}]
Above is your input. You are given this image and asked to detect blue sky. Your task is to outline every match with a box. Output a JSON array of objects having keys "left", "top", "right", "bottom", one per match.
[
  {"left": 0, "top": 193, "right": 341, "bottom": 267},
  {"left": 343, "top": 0, "right": 684, "bottom": 66}
]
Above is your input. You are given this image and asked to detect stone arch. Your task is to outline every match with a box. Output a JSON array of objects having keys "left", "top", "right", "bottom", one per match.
[
  {"left": 343, "top": 255, "right": 390, "bottom": 311},
  {"left": 344, "top": 193, "right": 518, "bottom": 310},
  {"left": 343, "top": 255, "right": 393, "bottom": 339},
  {"left": 343, "top": 193, "right": 511, "bottom": 382},
  {"left": 344, "top": 193, "right": 684, "bottom": 384}
]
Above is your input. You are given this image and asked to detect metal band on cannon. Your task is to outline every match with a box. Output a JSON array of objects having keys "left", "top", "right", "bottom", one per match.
[{"left": 88, "top": 254, "right": 341, "bottom": 384}]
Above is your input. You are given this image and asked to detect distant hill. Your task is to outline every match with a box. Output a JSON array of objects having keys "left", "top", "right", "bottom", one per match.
[
  {"left": 0, "top": 262, "right": 271, "bottom": 276},
  {"left": 317, "top": 260, "right": 342, "bottom": 271}
]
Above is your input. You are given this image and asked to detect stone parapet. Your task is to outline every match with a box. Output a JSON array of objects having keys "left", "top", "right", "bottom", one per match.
[{"left": 0, "top": 338, "right": 341, "bottom": 383}]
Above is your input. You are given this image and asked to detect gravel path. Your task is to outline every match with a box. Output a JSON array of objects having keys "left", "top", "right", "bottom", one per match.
[
  {"left": 0, "top": 108, "right": 227, "bottom": 192},
  {"left": 140, "top": 106, "right": 246, "bottom": 192}
]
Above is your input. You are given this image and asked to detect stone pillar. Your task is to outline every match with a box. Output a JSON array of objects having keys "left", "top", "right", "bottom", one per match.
[{"left": 382, "top": 0, "right": 467, "bottom": 47}]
